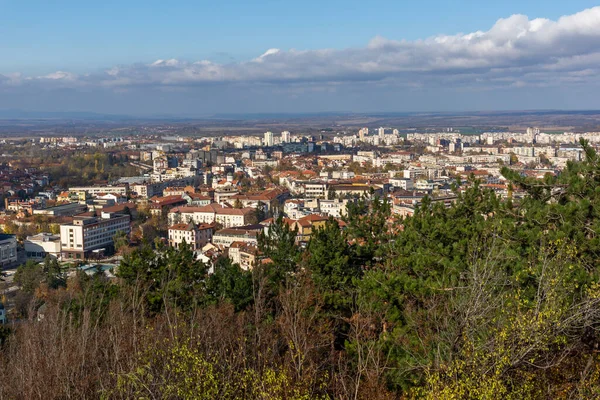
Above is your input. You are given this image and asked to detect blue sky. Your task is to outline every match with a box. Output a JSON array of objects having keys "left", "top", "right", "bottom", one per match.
[{"left": 1, "top": 1, "right": 600, "bottom": 115}]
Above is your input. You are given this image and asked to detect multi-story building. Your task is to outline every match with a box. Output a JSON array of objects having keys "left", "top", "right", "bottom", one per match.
[
  {"left": 263, "top": 131, "right": 274, "bottom": 147},
  {"left": 389, "top": 178, "right": 414, "bottom": 190},
  {"left": 168, "top": 203, "right": 254, "bottom": 228},
  {"left": 60, "top": 212, "right": 130, "bottom": 259},
  {"left": 228, "top": 242, "right": 259, "bottom": 270},
  {"left": 415, "top": 179, "right": 435, "bottom": 191},
  {"left": 358, "top": 127, "right": 368, "bottom": 141},
  {"left": 317, "top": 198, "right": 353, "bottom": 218},
  {"left": 57, "top": 190, "right": 89, "bottom": 203},
  {"left": 281, "top": 214, "right": 330, "bottom": 243},
  {"left": 132, "top": 182, "right": 164, "bottom": 198},
  {"left": 163, "top": 185, "right": 195, "bottom": 197},
  {"left": 152, "top": 155, "right": 177, "bottom": 173},
  {"left": 228, "top": 241, "right": 244, "bottom": 265},
  {"left": 148, "top": 195, "right": 188, "bottom": 216},
  {"left": 403, "top": 168, "right": 427, "bottom": 180},
  {"left": 69, "top": 185, "right": 129, "bottom": 197},
  {"left": 212, "top": 227, "right": 261, "bottom": 248},
  {"left": 24, "top": 233, "right": 62, "bottom": 260},
  {"left": 304, "top": 182, "right": 328, "bottom": 199},
  {"left": 229, "top": 188, "right": 289, "bottom": 213},
  {"left": 506, "top": 146, "right": 536, "bottom": 157},
  {"left": 183, "top": 192, "right": 212, "bottom": 206},
  {"left": 168, "top": 222, "right": 214, "bottom": 250},
  {"left": 0, "top": 234, "right": 18, "bottom": 267},
  {"left": 238, "top": 244, "right": 259, "bottom": 270},
  {"left": 62, "top": 136, "right": 78, "bottom": 144},
  {"left": 214, "top": 187, "right": 240, "bottom": 203},
  {"left": 281, "top": 131, "right": 291, "bottom": 143},
  {"left": 131, "top": 178, "right": 197, "bottom": 199}
]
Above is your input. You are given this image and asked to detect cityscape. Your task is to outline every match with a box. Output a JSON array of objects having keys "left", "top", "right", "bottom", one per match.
[{"left": 2, "top": 1, "right": 600, "bottom": 399}]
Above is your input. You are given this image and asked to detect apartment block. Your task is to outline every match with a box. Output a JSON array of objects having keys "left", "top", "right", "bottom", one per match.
[
  {"left": 60, "top": 212, "right": 130, "bottom": 259},
  {"left": 168, "top": 203, "right": 254, "bottom": 228},
  {"left": 69, "top": 185, "right": 129, "bottom": 197},
  {"left": 0, "top": 234, "right": 18, "bottom": 267}
]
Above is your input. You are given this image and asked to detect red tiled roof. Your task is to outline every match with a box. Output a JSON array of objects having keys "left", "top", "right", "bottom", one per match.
[
  {"left": 170, "top": 203, "right": 253, "bottom": 216},
  {"left": 102, "top": 202, "right": 137, "bottom": 213},
  {"left": 169, "top": 223, "right": 195, "bottom": 231},
  {"left": 151, "top": 195, "right": 184, "bottom": 203}
]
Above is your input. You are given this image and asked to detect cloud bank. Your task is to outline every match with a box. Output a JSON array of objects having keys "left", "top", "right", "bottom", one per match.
[{"left": 2, "top": 7, "right": 600, "bottom": 113}]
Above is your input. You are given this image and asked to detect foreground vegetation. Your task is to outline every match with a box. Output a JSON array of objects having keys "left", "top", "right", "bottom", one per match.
[{"left": 3, "top": 142, "right": 600, "bottom": 399}]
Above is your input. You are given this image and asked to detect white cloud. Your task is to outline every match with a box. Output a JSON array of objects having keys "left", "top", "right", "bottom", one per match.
[
  {"left": 2, "top": 6, "right": 600, "bottom": 92},
  {"left": 37, "top": 71, "right": 77, "bottom": 81},
  {"left": 253, "top": 48, "right": 281, "bottom": 62},
  {"left": 151, "top": 59, "right": 180, "bottom": 67}
]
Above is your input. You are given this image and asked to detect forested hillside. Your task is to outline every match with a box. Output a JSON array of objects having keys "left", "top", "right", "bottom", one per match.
[{"left": 2, "top": 142, "right": 600, "bottom": 399}]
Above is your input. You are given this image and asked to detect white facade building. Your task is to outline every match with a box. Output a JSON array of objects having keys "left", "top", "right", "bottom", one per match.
[
  {"left": 60, "top": 212, "right": 130, "bottom": 259},
  {"left": 169, "top": 204, "right": 254, "bottom": 228},
  {"left": 318, "top": 199, "right": 352, "bottom": 218},
  {"left": 263, "top": 131, "right": 274, "bottom": 147},
  {"left": 24, "top": 233, "right": 62, "bottom": 260},
  {"left": 304, "top": 182, "right": 329, "bottom": 199},
  {"left": 390, "top": 178, "right": 414, "bottom": 190}
]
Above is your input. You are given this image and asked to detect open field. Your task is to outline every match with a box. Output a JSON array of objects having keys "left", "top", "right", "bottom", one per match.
[{"left": 0, "top": 110, "right": 599, "bottom": 137}]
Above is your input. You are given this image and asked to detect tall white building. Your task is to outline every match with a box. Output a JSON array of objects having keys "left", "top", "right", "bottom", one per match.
[
  {"left": 378, "top": 127, "right": 385, "bottom": 138},
  {"left": 263, "top": 131, "right": 274, "bottom": 147},
  {"left": 281, "top": 131, "right": 291, "bottom": 143},
  {"left": 358, "top": 127, "right": 368, "bottom": 141},
  {"left": 60, "top": 212, "right": 130, "bottom": 259}
]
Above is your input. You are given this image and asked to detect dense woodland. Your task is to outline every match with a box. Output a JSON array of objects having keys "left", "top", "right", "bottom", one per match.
[
  {"left": 3, "top": 141, "right": 600, "bottom": 398},
  {"left": 0, "top": 142, "right": 139, "bottom": 186}
]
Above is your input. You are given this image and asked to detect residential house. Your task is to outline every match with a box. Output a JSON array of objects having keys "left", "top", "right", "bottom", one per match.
[
  {"left": 168, "top": 222, "right": 215, "bottom": 250},
  {"left": 229, "top": 242, "right": 259, "bottom": 270}
]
